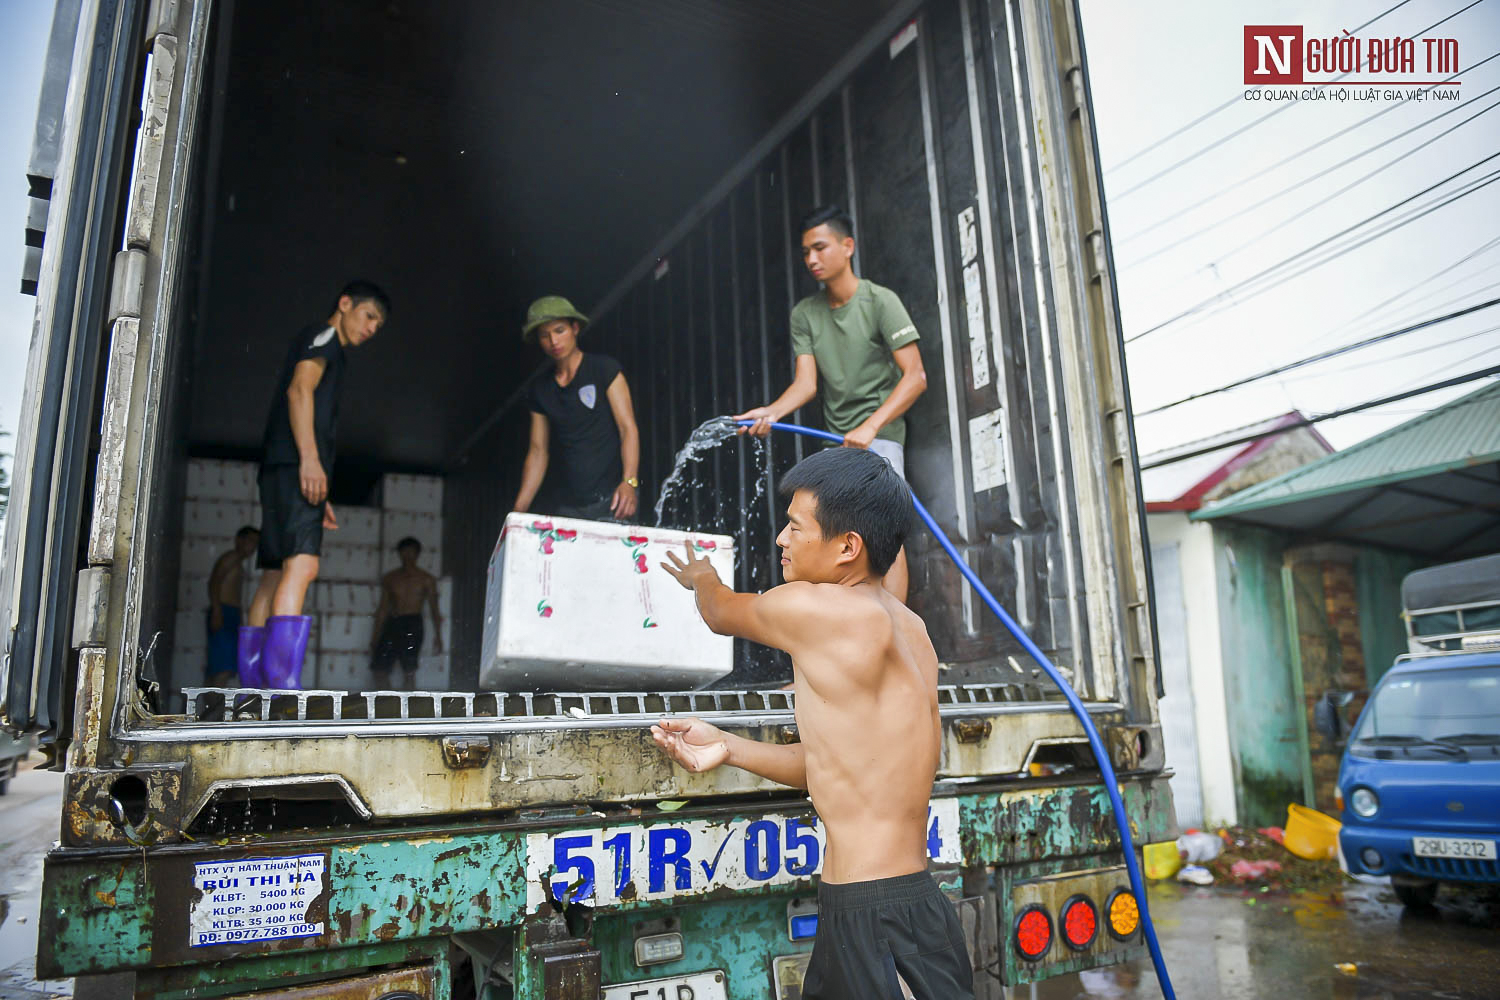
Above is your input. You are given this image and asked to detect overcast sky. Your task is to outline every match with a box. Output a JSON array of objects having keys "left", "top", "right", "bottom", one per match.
[
  {"left": 0, "top": 0, "right": 1495, "bottom": 487},
  {"left": 1078, "top": 0, "right": 1500, "bottom": 456}
]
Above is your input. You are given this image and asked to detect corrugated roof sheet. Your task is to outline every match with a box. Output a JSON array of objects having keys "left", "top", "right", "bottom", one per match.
[{"left": 1196, "top": 381, "right": 1500, "bottom": 519}]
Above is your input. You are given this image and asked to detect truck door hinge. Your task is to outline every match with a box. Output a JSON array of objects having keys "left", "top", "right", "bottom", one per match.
[{"left": 72, "top": 568, "right": 110, "bottom": 649}]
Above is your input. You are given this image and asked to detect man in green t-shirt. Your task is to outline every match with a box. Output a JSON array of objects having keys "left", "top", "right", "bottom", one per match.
[{"left": 736, "top": 205, "right": 927, "bottom": 601}]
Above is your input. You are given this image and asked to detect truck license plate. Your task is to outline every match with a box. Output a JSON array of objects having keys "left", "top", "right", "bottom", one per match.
[
  {"left": 525, "top": 799, "right": 962, "bottom": 910},
  {"left": 603, "top": 969, "right": 727, "bottom": 1000},
  {"left": 1412, "top": 836, "right": 1496, "bottom": 860}
]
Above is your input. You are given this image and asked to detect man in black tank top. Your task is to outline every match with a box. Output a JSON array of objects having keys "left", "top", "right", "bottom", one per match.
[
  {"left": 240, "top": 280, "right": 389, "bottom": 691},
  {"left": 511, "top": 296, "right": 642, "bottom": 522}
]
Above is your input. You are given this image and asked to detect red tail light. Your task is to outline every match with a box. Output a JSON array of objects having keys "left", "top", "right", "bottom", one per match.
[
  {"left": 1014, "top": 904, "right": 1053, "bottom": 960},
  {"left": 1061, "top": 895, "right": 1098, "bottom": 950}
]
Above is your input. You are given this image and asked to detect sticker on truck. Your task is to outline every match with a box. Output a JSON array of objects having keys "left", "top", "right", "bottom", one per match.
[
  {"left": 525, "top": 799, "right": 962, "bottom": 911},
  {"left": 189, "top": 854, "right": 326, "bottom": 947}
]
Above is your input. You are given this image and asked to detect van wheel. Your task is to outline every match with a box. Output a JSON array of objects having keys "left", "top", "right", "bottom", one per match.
[{"left": 1394, "top": 881, "right": 1438, "bottom": 908}]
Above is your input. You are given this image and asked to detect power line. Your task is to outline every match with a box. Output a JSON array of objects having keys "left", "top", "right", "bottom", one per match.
[
  {"left": 1109, "top": 0, "right": 1487, "bottom": 201},
  {"left": 1103, "top": 0, "right": 1418, "bottom": 175},
  {"left": 1121, "top": 86, "right": 1500, "bottom": 269},
  {"left": 1283, "top": 324, "right": 1500, "bottom": 381},
  {"left": 1115, "top": 56, "right": 1500, "bottom": 248},
  {"left": 1125, "top": 152, "right": 1500, "bottom": 343},
  {"left": 1303, "top": 233, "right": 1500, "bottom": 348},
  {"left": 1134, "top": 298, "right": 1500, "bottom": 415},
  {"left": 1139, "top": 365, "right": 1500, "bottom": 469}
]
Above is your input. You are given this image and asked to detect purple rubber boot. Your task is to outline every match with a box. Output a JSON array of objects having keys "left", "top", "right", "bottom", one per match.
[
  {"left": 262, "top": 615, "right": 313, "bottom": 690},
  {"left": 237, "top": 625, "right": 267, "bottom": 688}
]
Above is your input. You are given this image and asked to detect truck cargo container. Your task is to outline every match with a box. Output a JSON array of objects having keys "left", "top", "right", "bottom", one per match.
[{"left": 2, "top": 0, "right": 1174, "bottom": 995}]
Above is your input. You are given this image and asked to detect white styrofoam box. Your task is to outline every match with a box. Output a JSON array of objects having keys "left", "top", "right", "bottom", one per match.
[
  {"left": 332, "top": 505, "right": 382, "bottom": 547},
  {"left": 314, "top": 653, "right": 366, "bottom": 692},
  {"left": 312, "top": 581, "right": 381, "bottom": 615},
  {"left": 380, "top": 510, "right": 443, "bottom": 575},
  {"left": 318, "top": 612, "right": 376, "bottom": 653},
  {"left": 416, "top": 654, "right": 450, "bottom": 691},
  {"left": 179, "top": 535, "right": 227, "bottom": 579},
  {"left": 319, "top": 543, "right": 382, "bottom": 582},
  {"left": 380, "top": 473, "right": 443, "bottom": 514},
  {"left": 481, "top": 514, "right": 735, "bottom": 691},
  {"left": 186, "top": 458, "right": 258, "bottom": 502},
  {"left": 178, "top": 573, "right": 210, "bottom": 612},
  {"left": 183, "top": 499, "right": 261, "bottom": 539},
  {"left": 175, "top": 609, "right": 208, "bottom": 652}
]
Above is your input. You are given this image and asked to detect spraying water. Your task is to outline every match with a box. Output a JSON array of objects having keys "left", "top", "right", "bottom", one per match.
[{"left": 653, "top": 416, "right": 743, "bottom": 526}]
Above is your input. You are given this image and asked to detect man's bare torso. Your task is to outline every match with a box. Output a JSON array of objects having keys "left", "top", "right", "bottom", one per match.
[
  {"left": 793, "top": 582, "right": 941, "bottom": 884},
  {"left": 383, "top": 566, "right": 435, "bottom": 616},
  {"left": 211, "top": 551, "right": 245, "bottom": 608}
]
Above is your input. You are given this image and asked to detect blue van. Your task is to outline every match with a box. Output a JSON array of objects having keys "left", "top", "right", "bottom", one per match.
[{"left": 1336, "top": 650, "right": 1500, "bottom": 906}]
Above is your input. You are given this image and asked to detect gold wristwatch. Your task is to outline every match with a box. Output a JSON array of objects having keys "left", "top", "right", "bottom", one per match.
[{"left": 624, "top": 477, "right": 641, "bottom": 488}]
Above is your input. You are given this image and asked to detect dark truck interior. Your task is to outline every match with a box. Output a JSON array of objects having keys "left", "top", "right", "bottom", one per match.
[{"left": 148, "top": 0, "right": 1091, "bottom": 703}]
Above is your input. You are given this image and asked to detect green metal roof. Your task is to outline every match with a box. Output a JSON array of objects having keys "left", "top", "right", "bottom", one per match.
[{"left": 1192, "top": 381, "right": 1500, "bottom": 558}]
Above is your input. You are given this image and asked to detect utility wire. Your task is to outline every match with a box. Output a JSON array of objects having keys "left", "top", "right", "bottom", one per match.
[
  {"left": 1122, "top": 86, "right": 1500, "bottom": 269},
  {"left": 1110, "top": 0, "right": 1486, "bottom": 201},
  {"left": 1125, "top": 152, "right": 1500, "bottom": 343},
  {"left": 1193, "top": 168, "right": 1500, "bottom": 318},
  {"left": 1134, "top": 298, "right": 1500, "bottom": 415},
  {"left": 1304, "top": 233, "right": 1500, "bottom": 348},
  {"left": 1115, "top": 54, "right": 1500, "bottom": 247},
  {"left": 1282, "top": 324, "right": 1500, "bottom": 381},
  {"left": 1139, "top": 365, "right": 1500, "bottom": 469},
  {"left": 1104, "top": 0, "right": 1418, "bottom": 175}
]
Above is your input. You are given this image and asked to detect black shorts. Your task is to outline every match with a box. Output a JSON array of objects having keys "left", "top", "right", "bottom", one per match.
[
  {"left": 372, "top": 614, "right": 424, "bottom": 672},
  {"left": 803, "top": 871, "right": 975, "bottom": 1000},
  {"left": 257, "top": 464, "right": 324, "bottom": 570}
]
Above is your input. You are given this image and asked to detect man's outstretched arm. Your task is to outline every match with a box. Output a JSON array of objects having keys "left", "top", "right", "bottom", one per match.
[
  {"left": 660, "top": 542, "right": 816, "bottom": 654},
  {"left": 652, "top": 718, "right": 806, "bottom": 789}
]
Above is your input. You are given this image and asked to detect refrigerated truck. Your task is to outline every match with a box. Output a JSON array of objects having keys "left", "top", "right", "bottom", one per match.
[{"left": 2, "top": 0, "right": 1174, "bottom": 996}]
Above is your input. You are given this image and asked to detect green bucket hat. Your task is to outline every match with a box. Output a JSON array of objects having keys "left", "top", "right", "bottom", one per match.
[{"left": 522, "top": 295, "right": 590, "bottom": 341}]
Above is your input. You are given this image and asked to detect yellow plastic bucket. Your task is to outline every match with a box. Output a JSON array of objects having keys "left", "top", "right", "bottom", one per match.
[
  {"left": 1143, "top": 840, "right": 1183, "bottom": 880},
  {"left": 1285, "top": 803, "right": 1341, "bottom": 860}
]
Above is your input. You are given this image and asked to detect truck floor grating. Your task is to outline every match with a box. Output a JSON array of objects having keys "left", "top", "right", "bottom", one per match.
[{"left": 179, "top": 682, "right": 1053, "bottom": 724}]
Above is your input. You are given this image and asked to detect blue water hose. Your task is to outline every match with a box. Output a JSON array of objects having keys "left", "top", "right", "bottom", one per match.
[{"left": 745, "top": 419, "right": 1176, "bottom": 999}]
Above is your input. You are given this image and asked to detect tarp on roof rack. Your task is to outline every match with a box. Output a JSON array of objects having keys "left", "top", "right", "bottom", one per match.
[{"left": 1402, "top": 553, "right": 1500, "bottom": 611}]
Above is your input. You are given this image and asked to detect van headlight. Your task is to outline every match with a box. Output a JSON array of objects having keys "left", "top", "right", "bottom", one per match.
[{"left": 1350, "top": 787, "right": 1379, "bottom": 818}]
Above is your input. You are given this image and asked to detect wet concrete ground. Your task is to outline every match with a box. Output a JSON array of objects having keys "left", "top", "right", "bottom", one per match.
[
  {"left": 0, "top": 761, "right": 71, "bottom": 1000},
  {"left": 1, "top": 762, "right": 1496, "bottom": 999},
  {"left": 1035, "top": 878, "right": 1500, "bottom": 1000}
]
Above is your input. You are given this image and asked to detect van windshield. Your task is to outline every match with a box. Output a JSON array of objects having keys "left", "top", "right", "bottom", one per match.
[{"left": 1354, "top": 665, "right": 1500, "bottom": 744}]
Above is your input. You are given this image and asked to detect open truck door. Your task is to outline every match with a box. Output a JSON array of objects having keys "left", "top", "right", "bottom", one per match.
[{"left": 1, "top": 0, "right": 159, "bottom": 754}]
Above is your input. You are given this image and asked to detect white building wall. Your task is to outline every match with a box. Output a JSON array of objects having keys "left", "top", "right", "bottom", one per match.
[{"left": 1149, "top": 512, "right": 1238, "bottom": 826}]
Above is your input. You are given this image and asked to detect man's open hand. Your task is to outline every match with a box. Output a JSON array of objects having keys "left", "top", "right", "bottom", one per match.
[
  {"left": 661, "top": 541, "right": 721, "bottom": 591},
  {"left": 300, "top": 458, "right": 329, "bottom": 506},
  {"left": 651, "top": 717, "right": 730, "bottom": 773},
  {"left": 323, "top": 503, "right": 339, "bottom": 531}
]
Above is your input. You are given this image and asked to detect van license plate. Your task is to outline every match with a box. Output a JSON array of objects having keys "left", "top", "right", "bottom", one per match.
[
  {"left": 1412, "top": 836, "right": 1496, "bottom": 860},
  {"left": 603, "top": 970, "right": 726, "bottom": 1000}
]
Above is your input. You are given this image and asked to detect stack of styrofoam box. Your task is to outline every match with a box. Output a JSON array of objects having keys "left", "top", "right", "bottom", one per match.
[{"left": 172, "top": 460, "right": 262, "bottom": 683}]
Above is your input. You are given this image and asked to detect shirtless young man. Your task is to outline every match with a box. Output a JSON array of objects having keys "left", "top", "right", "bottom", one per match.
[
  {"left": 653, "top": 447, "right": 973, "bottom": 999},
  {"left": 370, "top": 537, "right": 444, "bottom": 690},
  {"left": 204, "top": 526, "right": 259, "bottom": 686}
]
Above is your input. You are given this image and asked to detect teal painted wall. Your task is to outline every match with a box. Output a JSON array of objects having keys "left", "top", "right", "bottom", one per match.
[
  {"left": 1355, "top": 549, "right": 1430, "bottom": 685},
  {"left": 1212, "top": 524, "right": 1304, "bottom": 828}
]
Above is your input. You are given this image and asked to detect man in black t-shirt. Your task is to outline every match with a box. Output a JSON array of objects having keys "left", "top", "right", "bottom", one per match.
[
  {"left": 241, "top": 280, "right": 389, "bottom": 690},
  {"left": 511, "top": 295, "right": 641, "bottom": 521}
]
